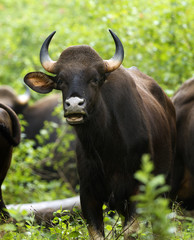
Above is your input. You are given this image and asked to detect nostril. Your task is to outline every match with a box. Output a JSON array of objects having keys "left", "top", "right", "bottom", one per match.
[
  {"left": 78, "top": 99, "right": 85, "bottom": 106},
  {"left": 65, "top": 100, "right": 70, "bottom": 108}
]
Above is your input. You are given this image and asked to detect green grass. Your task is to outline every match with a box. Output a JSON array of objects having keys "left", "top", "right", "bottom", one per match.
[{"left": 1, "top": 156, "right": 194, "bottom": 239}]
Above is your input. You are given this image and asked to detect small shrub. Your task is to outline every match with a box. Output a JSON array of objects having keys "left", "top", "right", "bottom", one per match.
[
  {"left": 132, "top": 154, "right": 176, "bottom": 240},
  {"left": 3, "top": 108, "right": 76, "bottom": 205}
]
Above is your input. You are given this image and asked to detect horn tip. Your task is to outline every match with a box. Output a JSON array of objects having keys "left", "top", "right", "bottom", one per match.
[
  {"left": 50, "top": 31, "right": 56, "bottom": 37},
  {"left": 108, "top": 29, "right": 113, "bottom": 35},
  {"left": 108, "top": 29, "right": 119, "bottom": 41}
]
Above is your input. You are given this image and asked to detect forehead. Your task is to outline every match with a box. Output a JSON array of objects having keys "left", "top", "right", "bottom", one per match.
[
  {"left": 55, "top": 45, "right": 103, "bottom": 69},
  {"left": 58, "top": 65, "right": 100, "bottom": 80},
  {"left": 55, "top": 47, "right": 105, "bottom": 80}
]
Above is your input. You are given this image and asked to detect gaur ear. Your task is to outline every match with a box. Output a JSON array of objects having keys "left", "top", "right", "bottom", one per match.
[{"left": 24, "top": 72, "right": 56, "bottom": 94}]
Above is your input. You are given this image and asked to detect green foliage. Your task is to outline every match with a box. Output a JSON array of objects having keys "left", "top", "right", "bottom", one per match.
[
  {"left": 0, "top": 208, "right": 89, "bottom": 240},
  {"left": 131, "top": 155, "right": 194, "bottom": 240},
  {"left": 132, "top": 154, "right": 175, "bottom": 239},
  {"left": 0, "top": 0, "right": 194, "bottom": 96},
  {"left": 3, "top": 106, "right": 76, "bottom": 204},
  {"left": 1, "top": 155, "right": 194, "bottom": 239},
  {"left": 49, "top": 208, "right": 89, "bottom": 239}
]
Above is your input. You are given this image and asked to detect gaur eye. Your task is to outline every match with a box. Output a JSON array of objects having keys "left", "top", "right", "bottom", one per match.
[
  {"left": 92, "top": 78, "right": 98, "bottom": 83},
  {"left": 56, "top": 78, "right": 65, "bottom": 90},
  {"left": 57, "top": 78, "right": 69, "bottom": 89},
  {"left": 57, "top": 78, "right": 63, "bottom": 85},
  {"left": 89, "top": 78, "right": 99, "bottom": 85}
]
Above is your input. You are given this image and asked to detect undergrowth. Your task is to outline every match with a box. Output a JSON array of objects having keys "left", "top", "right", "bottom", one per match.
[{"left": 1, "top": 155, "right": 194, "bottom": 239}]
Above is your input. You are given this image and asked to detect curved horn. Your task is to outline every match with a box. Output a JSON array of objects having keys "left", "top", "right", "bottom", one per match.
[
  {"left": 104, "top": 29, "right": 124, "bottom": 73},
  {"left": 40, "top": 31, "right": 57, "bottom": 74}
]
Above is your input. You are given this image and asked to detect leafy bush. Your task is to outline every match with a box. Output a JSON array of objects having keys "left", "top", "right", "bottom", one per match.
[
  {"left": 1, "top": 155, "right": 194, "bottom": 239},
  {"left": 0, "top": 0, "right": 193, "bottom": 95},
  {"left": 132, "top": 155, "right": 175, "bottom": 240},
  {"left": 3, "top": 106, "right": 77, "bottom": 205}
]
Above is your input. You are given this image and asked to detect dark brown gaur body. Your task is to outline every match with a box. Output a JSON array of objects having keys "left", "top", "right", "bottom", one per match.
[
  {"left": 0, "top": 86, "right": 78, "bottom": 187},
  {"left": 0, "top": 103, "right": 20, "bottom": 221},
  {"left": 0, "top": 86, "right": 78, "bottom": 190},
  {"left": 0, "top": 86, "right": 61, "bottom": 144},
  {"left": 24, "top": 30, "right": 177, "bottom": 239},
  {"left": 172, "top": 78, "right": 194, "bottom": 209}
]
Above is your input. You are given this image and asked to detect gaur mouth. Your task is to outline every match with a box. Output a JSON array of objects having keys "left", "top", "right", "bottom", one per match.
[{"left": 65, "top": 113, "right": 86, "bottom": 125}]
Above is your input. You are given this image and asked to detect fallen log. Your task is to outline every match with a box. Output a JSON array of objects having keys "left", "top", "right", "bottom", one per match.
[{"left": 7, "top": 196, "right": 80, "bottom": 222}]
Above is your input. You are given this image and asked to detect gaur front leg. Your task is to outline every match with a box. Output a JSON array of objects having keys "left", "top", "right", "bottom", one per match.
[
  {"left": 120, "top": 200, "right": 139, "bottom": 240},
  {"left": 80, "top": 192, "right": 104, "bottom": 240},
  {"left": 0, "top": 187, "right": 10, "bottom": 221}
]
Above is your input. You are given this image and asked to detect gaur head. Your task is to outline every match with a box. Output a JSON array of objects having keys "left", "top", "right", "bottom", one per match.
[{"left": 24, "top": 30, "right": 124, "bottom": 125}]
